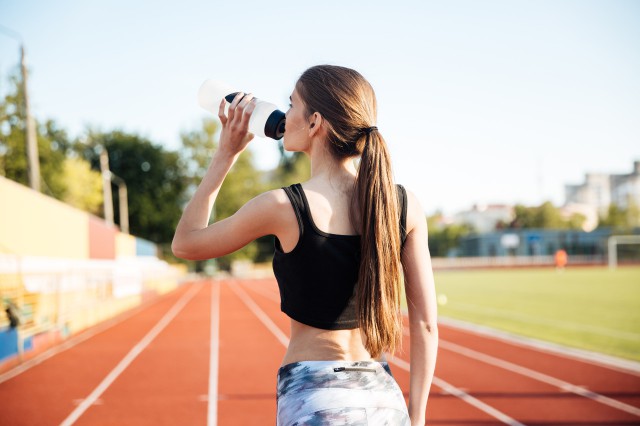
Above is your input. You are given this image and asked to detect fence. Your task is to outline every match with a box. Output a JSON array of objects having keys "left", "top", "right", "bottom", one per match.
[
  {"left": 0, "top": 254, "right": 185, "bottom": 367},
  {"left": 429, "top": 254, "right": 622, "bottom": 270}
]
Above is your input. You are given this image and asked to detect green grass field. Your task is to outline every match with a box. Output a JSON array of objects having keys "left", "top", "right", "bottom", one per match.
[{"left": 413, "top": 266, "right": 640, "bottom": 362}]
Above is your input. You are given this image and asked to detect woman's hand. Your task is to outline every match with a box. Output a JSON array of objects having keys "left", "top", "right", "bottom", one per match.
[{"left": 217, "top": 92, "right": 256, "bottom": 157}]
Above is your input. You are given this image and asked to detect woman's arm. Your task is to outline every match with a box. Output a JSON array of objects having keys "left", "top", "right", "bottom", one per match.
[
  {"left": 172, "top": 93, "right": 286, "bottom": 260},
  {"left": 402, "top": 190, "right": 439, "bottom": 426}
]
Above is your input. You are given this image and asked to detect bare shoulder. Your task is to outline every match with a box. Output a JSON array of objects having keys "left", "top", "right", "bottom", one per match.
[
  {"left": 248, "top": 188, "right": 290, "bottom": 208},
  {"left": 403, "top": 187, "right": 427, "bottom": 234},
  {"left": 241, "top": 188, "right": 296, "bottom": 234}
]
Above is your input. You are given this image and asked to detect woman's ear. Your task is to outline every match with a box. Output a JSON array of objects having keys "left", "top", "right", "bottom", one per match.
[{"left": 308, "top": 112, "right": 323, "bottom": 137}]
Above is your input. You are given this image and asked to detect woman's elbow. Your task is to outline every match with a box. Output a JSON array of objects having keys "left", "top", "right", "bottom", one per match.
[
  {"left": 412, "top": 320, "right": 439, "bottom": 338},
  {"left": 425, "top": 323, "right": 438, "bottom": 339},
  {"left": 172, "top": 237, "right": 221, "bottom": 261},
  {"left": 171, "top": 236, "right": 198, "bottom": 260},
  {"left": 171, "top": 238, "right": 188, "bottom": 260}
]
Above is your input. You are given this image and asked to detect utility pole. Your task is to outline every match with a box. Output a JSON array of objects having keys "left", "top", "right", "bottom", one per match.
[
  {"left": 99, "top": 147, "right": 129, "bottom": 234},
  {"left": 111, "top": 174, "right": 129, "bottom": 234},
  {"left": 0, "top": 25, "right": 40, "bottom": 192},
  {"left": 21, "top": 45, "right": 40, "bottom": 192},
  {"left": 100, "top": 148, "right": 114, "bottom": 226}
]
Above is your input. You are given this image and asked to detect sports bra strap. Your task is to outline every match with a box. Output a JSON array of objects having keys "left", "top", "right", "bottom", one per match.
[
  {"left": 397, "top": 184, "right": 408, "bottom": 246},
  {"left": 282, "top": 184, "right": 306, "bottom": 238},
  {"left": 282, "top": 183, "right": 408, "bottom": 245}
]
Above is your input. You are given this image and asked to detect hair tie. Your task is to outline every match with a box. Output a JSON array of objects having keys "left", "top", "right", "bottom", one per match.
[{"left": 361, "top": 126, "right": 378, "bottom": 135}]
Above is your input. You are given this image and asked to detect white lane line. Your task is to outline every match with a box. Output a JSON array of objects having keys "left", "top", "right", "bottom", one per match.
[
  {"left": 59, "top": 282, "right": 203, "bottom": 426},
  {"left": 244, "top": 282, "right": 640, "bottom": 417},
  {"left": 248, "top": 281, "right": 640, "bottom": 373},
  {"left": 0, "top": 287, "right": 181, "bottom": 385},
  {"left": 208, "top": 281, "right": 220, "bottom": 426},
  {"left": 242, "top": 282, "right": 280, "bottom": 303},
  {"left": 437, "top": 316, "right": 640, "bottom": 376},
  {"left": 228, "top": 283, "right": 289, "bottom": 346},
  {"left": 387, "top": 356, "right": 525, "bottom": 426},
  {"left": 434, "top": 336, "right": 640, "bottom": 417},
  {"left": 232, "top": 283, "right": 524, "bottom": 426}
]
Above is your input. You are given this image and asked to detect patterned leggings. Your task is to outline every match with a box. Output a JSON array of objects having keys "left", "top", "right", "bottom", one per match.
[{"left": 276, "top": 361, "right": 410, "bottom": 426}]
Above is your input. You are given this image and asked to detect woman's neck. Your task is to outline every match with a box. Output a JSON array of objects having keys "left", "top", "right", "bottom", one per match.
[{"left": 308, "top": 140, "right": 357, "bottom": 181}]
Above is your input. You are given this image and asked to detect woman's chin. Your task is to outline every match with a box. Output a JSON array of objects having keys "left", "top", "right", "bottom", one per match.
[{"left": 281, "top": 140, "right": 298, "bottom": 152}]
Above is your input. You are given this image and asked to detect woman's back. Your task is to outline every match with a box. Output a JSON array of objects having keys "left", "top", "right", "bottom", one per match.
[
  {"left": 300, "top": 178, "right": 359, "bottom": 236},
  {"left": 278, "top": 174, "right": 368, "bottom": 364}
]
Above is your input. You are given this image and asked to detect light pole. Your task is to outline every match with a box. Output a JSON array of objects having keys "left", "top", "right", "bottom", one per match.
[
  {"left": 99, "top": 147, "right": 129, "bottom": 234},
  {"left": 0, "top": 25, "right": 40, "bottom": 192},
  {"left": 111, "top": 173, "right": 129, "bottom": 234}
]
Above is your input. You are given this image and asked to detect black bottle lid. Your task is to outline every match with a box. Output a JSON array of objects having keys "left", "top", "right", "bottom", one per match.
[{"left": 265, "top": 110, "right": 286, "bottom": 140}]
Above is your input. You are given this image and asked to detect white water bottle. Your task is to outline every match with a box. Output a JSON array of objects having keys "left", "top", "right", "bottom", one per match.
[{"left": 197, "top": 79, "right": 286, "bottom": 140}]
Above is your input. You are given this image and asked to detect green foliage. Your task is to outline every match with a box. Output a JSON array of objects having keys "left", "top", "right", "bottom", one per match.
[
  {"left": 79, "top": 130, "right": 187, "bottom": 244},
  {"left": 0, "top": 70, "right": 101, "bottom": 212},
  {"left": 426, "top": 213, "right": 474, "bottom": 257},
  {"left": 505, "top": 201, "right": 585, "bottom": 230},
  {"left": 598, "top": 201, "right": 640, "bottom": 232},
  {"left": 0, "top": 71, "right": 68, "bottom": 199},
  {"left": 179, "top": 118, "right": 265, "bottom": 270},
  {"left": 60, "top": 156, "right": 103, "bottom": 215},
  {"left": 179, "top": 117, "right": 219, "bottom": 189}
]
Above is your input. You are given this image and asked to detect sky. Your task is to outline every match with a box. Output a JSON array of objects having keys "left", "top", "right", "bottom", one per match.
[{"left": 1, "top": 0, "right": 639, "bottom": 215}]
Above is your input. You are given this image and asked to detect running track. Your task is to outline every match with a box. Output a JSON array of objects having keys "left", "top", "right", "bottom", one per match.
[{"left": 1, "top": 279, "right": 639, "bottom": 425}]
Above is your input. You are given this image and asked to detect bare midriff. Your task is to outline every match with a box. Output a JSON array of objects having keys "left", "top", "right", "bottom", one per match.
[{"left": 281, "top": 318, "right": 374, "bottom": 366}]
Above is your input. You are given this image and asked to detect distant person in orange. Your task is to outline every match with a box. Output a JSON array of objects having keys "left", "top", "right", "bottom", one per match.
[{"left": 555, "top": 249, "right": 568, "bottom": 270}]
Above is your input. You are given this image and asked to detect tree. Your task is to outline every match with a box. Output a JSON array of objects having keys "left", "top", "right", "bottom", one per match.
[
  {"left": 426, "top": 213, "right": 474, "bottom": 257},
  {"left": 179, "top": 117, "right": 219, "bottom": 193},
  {"left": 506, "top": 201, "right": 585, "bottom": 230},
  {"left": 60, "top": 156, "right": 103, "bottom": 214},
  {"left": 598, "top": 201, "right": 640, "bottom": 232},
  {"left": 179, "top": 118, "right": 265, "bottom": 270},
  {"left": 0, "top": 71, "right": 68, "bottom": 199},
  {"left": 79, "top": 130, "right": 187, "bottom": 244},
  {"left": 1, "top": 69, "right": 102, "bottom": 213}
]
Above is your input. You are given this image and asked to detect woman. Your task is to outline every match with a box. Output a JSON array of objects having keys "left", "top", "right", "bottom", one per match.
[{"left": 172, "top": 65, "right": 438, "bottom": 425}]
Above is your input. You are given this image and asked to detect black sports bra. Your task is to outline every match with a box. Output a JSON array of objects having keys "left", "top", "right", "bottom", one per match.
[{"left": 272, "top": 183, "right": 408, "bottom": 330}]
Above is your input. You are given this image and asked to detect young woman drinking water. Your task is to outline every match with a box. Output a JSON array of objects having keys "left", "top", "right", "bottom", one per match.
[{"left": 173, "top": 65, "right": 438, "bottom": 425}]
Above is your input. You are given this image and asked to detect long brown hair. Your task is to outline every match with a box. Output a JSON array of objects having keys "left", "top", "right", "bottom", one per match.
[{"left": 296, "top": 65, "right": 402, "bottom": 357}]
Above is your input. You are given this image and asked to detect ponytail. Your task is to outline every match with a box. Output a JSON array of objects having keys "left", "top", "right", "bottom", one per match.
[
  {"left": 354, "top": 129, "right": 403, "bottom": 358},
  {"left": 296, "top": 65, "right": 404, "bottom": 358}
]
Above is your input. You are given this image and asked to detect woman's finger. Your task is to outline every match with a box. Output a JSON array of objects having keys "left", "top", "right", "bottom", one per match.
[
  {"left": 227, "top": 92, "right": 245, "bottom": 122},
  {"left": 218, "top": 98, "right": 227, "bottom": 125},
  {"left": 234, "top": 93, "right": 253, "bottom": 120},
  {"left": 240, "top": 96, "right": 257, "bottom": 129},
  {"left": 237, "top": 93, "right": 254, "bottom": 110},
  {"left": 236, "top": 93, "right": 254, "bottom": 123}
]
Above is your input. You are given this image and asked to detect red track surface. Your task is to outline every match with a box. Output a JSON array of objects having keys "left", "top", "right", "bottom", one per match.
[{"left": 1, "top": 279, "right": 639, "bottom": 425}]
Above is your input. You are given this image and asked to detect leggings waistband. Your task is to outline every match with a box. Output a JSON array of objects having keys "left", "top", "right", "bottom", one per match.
[{"left": 276, "top": 360, "right": 408, "bottom": 426}]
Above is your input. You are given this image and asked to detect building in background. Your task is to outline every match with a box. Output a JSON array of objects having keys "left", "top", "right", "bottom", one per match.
[
  {"left": 611, "top": 161, "right": 640, "bottom": 209},
  {"left": 451, "top": 204, "right": 514, "bottom": 234},
  {"left": 565, "top": 160, "right": 640, "bottom": 216}
]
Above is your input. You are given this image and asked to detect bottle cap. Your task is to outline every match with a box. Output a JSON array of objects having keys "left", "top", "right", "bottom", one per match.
[{"left": 265, "top": 110, "right": 286, "bottom": 139}]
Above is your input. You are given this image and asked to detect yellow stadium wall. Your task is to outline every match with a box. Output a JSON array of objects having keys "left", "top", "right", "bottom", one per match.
[
  {"left": 0, "top": 176, "right": 89, "bottom": 258},
  {"left": 115, "top": 233, "right": 137, "bottom": 258}
]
